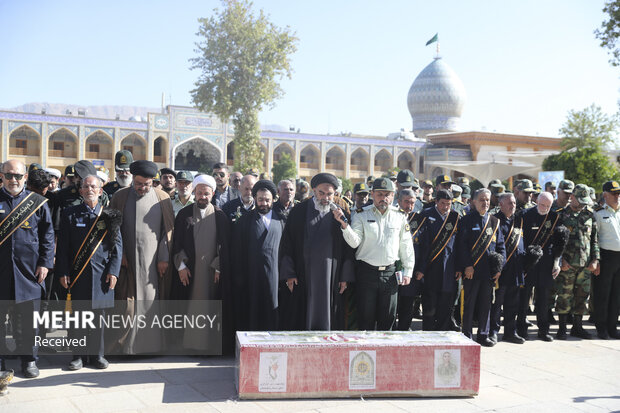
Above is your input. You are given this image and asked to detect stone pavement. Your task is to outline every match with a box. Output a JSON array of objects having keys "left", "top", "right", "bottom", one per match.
[{"left": 1, "top": 320, "right": 619, "bottom": 413}]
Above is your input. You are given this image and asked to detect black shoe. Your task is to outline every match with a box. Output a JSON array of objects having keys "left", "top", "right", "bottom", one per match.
[
  {"left": 609, "top": 331, "right": 620, "bottom": 339},
  {"left": 68, "top": 357, "right": 83, "bottom": 371},
  {"left": 556, "top": 327, "right": 568, "bottom": 340},
  {"left": 91, "top": 356, "right": 109, "bottom": 370},
  {"left": 503, "top": 334, "right": 525, "bottom": 344},
  {"left": 571, "top": 328, "right": 592, "bottom": 339},
  {"left": 517, "top": 328, "right": 528, "bottom": 340},
  {"left": 478, "top": 337, "right": 496, "bottom": 347},
  {"left": 538, "top": 332, "right": 554, "bottom": 342},
  {"left": 489, "top": 333, "right": 498, "bottom": 343},
  {"left": 449, "top": 318, "right": 461, "bottom": 332},
  {"left": 22, "top": 361, "right": 39, "bottom": 378},
  {"left": 597, "top": 331, "right": 609, "bottom": 340}
]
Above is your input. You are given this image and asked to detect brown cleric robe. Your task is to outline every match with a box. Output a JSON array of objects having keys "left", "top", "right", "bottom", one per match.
[{"left": 107, "top": 186, "right": 174, "bottom": 354}]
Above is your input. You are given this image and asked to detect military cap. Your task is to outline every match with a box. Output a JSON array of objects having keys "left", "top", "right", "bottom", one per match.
[
  {"left": 64, "top": 164, "right": 75, "bottom": 177},
  {"left": 153, "top": 171, "right": 161, "bottom": 181},
  {"left": 517, "top": 179, "right": 536, "bottom": 193},
  {"left": 435, "top": 174, "right": 456, "bottom": 186},
  {"left": 412, "top": 178, "right": 420, "bottom": 189},
  {"left": 252, "top": 179, "right": 277, "bottom": 198},
  {"left": 462, "top": 186, "right": 472, "bottom": 199},
  {"left": 297, "top": 180, "right": 309, "bottom": 193},
  {"left": 130, "top": 160, "right": 158, "bottom": 178},
  {"left": 176, "top": 171, "right": 193, "bottom": 182},
  {"left": 366, "top": 175, "right": 375, "bottom": 183},
  {"left": 488, "top": 179, "right": 502, "bottom": 187},
  {"left": 45, "top": 167, "right": 61, "bottom": 179},
  {"left": 435, "top": 189, "right": 453, "bottom": 201},
  {"left": 422, "top": 179, "right": 434, "bottom": 188},
  {"left": 544, "top": 181, "right": 557, "bottom": 190},
  {"left": 114, "top": 150, "right": 133, "bottom": 170},
  {"left": 602, "top": 180, "right": 620, "bottom": 193},
  {"left": 259, "top": 172, "right": 271, "bottom": 180},
  {"left": 74, "top": 160, "right": 97, "bottom": 179},
  {"left": 451, "top": 184, "right": 463, "bottom": 194},
  {"left": 456, "top": 177, "right": 470, "bottom": 186},
  {"left": 396, "top": 169, "right": 415, "bottom": 187},
  {"left": 533, "top": 183, "right": 542, "bottom": 194},
  {"left": 389, "top": 170, "right": 398, "bottom": 180},
  {"left": 310, "top": 173, "right": 339, "bottom": 189},
  {"left": 28, "top": 163, "right": 43, "bottom": 172},
  {"left": 573, "top": 183, "right": 593, "bottom": 205},
  {"left": 372, "top": 177, "right": 395, "bottom": 192},
  {"left": 512, "top": 179, "right": 523, "bottom": 188},
  {"left": 354, "top": 182, "right": 370, "bottom": 194},
  {"left": 558, "top": 179, "right": 575, "bottom": 194},
  {"left": 159, "top": 168, "right": 176, "bottom": 178},
  {"left": 490, "top": 184, "right": 506, "bottom": 195},
  {"left": 247, "top": 168, "right": 260, "bottom": 177}
]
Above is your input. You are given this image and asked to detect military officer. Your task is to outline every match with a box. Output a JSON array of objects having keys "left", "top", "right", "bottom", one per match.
[
  {"left": 593, "top": 180, "right": 620, "bottom": 339},
  {"left": 515, "top": 179, "right": 536, "bottom": 214},
  {"left": 103, "top": 150, "right": 133, "bottom": 197},
  {"left": 555, "top": 184, "right": 599, "bottom": 339},
  {"left": 394, "top": 169, "right": 416, "bottom": 207},
  {"left": 334, "top": 177, "right": 414, "bottom": 330},
  {"left": 421, "top": 180, "right": 434, "bottom": 205},
  {"left": 0, "top": 160, "right": 55, "bottom": 377},
  {"left": 545, "top": 181, "right": 557, "bottom": 198},
  {"left": 552, "top": 179, "right": 574, "bottom": 211},
  {"left": 457, "top": 188, "right": 506, "bottom": 346},
  {"left": 489, "top": 184, "right": 506, "bottom": 214},
  {"left": 62, "top": 164, "right": 76, "bottom": 189},
  {"left": 352, "top": 182, "right": 371, "bottom": 216},
  {"left": 171, "top": 170, "right": 194, "bottom": 216}
]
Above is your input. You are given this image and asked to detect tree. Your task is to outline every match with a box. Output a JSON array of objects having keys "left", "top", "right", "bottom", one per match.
[
  {"left": 339, "top": 177, "right": 353, "bottom": 194},
  {"left": 543, "top": 105, "right": 620, "bottom": 190},
  {"left": 190, "top": 0, "right": 298, "bottom": 173},
  {"left": 558, "top": 104, "right": 618, "bottom": 150},
  {"left": 595, "top": 0, "right": 620, "bottom": 67},
  {"left": 271, "top": 152, "right": 297, "bottom": 184}
]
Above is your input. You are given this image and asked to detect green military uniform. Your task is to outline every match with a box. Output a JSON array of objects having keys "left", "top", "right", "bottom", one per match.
[{"left": 551, "top": 180, "right": 574, "bottom": 212}]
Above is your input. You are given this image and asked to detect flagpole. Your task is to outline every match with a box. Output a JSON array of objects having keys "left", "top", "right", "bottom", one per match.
[{"left": 436, "top": 41, "right": 440, "bottom": 58}]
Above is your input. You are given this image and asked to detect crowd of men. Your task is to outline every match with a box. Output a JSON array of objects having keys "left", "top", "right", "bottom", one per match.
[{"left": 0, "top": 148, "right": 619, "bottom": 379}]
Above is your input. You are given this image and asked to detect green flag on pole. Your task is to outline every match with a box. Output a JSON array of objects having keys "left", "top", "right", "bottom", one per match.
[{"left": 425, "top": 33, "right": 438, "bottom": 46}]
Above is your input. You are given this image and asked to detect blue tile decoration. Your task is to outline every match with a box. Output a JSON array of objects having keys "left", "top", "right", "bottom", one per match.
[
  {"left": 85, "top": 127, "right": 114, "bottom": 139},
  {"left": 120, "top": 130, "right": 147, "bottom": 139},
  {"left": 0, "top": 111, "right": 147, "bottom": 130},
  {"left": 8, "top": 121, "right": 41, "bottom": 135},
  {"left": 48, "top": 124, "right": 78, "bottom": 136}
]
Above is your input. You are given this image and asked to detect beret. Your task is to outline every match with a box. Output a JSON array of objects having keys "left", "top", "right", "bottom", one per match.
[
  {"left": 310, "top": 173, "right": 339, "bottom": 189},
  {"left": 252, "top": 179, "right": 277, "bottom": 198},
  {"left": 74, "top": 160, "right": 97, "bottom": 179},
  {"left": 192, "top": 174, "right": 216, "bottom": 191},
  {"left": 129, "top": 160, "right": 158, "bottom": 178}
]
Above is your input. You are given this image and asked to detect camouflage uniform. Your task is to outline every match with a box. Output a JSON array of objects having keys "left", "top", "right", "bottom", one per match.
[{"left": 555, "top": 205, "right": 599, "bottom": 315}]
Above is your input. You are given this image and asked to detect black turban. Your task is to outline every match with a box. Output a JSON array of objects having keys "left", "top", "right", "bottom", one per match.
[
  {"left": 310, "top": 173, "right": 338, "bottom": 189},
  {"left": 159, "top": 168, "right": 176, "bottom": 178},
  {"left": 252, "top": 179, "right": 277, "bottom": 198},
  {"left": 74, "top": 160, "right": 97, "bottom": 179},
  {"left": 129, "top": 160, "right": 158, "bottom": 178}
]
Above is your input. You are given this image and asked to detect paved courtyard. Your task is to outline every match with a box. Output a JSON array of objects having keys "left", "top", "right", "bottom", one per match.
[{"left": 1, "top": 320, "right": 619, "bottom": 413}]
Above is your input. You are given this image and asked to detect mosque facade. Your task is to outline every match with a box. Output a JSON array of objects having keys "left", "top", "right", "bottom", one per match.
[{"left": 0, "top": 55, "right": 563, "bottom": 183}]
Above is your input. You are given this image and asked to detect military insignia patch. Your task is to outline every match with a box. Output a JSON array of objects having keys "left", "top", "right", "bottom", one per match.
[
  {"left": 492, "top": 235, "right": 496, "bottom": 242},
  {"left": 380, "top": 180, "right": 386, "bottom": 188},
  {"left": 445, "top": 223, "right": 453, "bottom": 231},
  {"left": 404, "top": 223, "right": 410, "bottom": 231},
  {"left": 20, "top": 220, "right": 31, "bottom": 229},
  {"left": 411, "top": 221, "right": 418, "bottom": 229},
  {"left": 545, "top": 221, "right": 551, "bottom": 228},
  {"left": 97, "top": 221, "right": 106, "bottom": 230},
  {"left": 71, "top": 189, "right": 76, "bottom": 193},
  {"left": 120, "top": 155, "right": 127, "bottom": 164},
  {"left": 486, "top": 227, "right": 493, "bottom": 235}
]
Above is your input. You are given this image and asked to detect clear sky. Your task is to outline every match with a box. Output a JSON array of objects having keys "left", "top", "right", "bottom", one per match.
[{"left": 0, "top": 0, "right": 618, "bottom": 138}]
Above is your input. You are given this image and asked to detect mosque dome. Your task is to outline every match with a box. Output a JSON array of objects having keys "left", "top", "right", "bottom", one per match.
[{"left": 407, "top": 57, "right": 466, "bottom": 138}]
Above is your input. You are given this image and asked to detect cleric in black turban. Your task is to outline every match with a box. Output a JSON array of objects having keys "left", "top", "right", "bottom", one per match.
[
  {"left": 252, "top": 179, "right": 277, "bottom": 198},
  {"left": 310, "top": 173, "right": 339, "bottom": 189},
  {"left": 129, "top": 160, "right": 158, "bottom": 178}
]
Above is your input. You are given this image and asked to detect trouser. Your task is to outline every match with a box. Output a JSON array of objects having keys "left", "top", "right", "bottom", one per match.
[
  {"left": 0, "top": 300, "right": 40, "bottom": 364},
  {"left": 462, "top": 278, "right": 492, "bottom": 340},
  {"left": 422, "top": 290, "right": 456, "bottom": 331},
  {"left": 356, "top": 262, "right": 398, "bottom": 331},
  {"left": 396, "top": 295, "right": 415, "bottom": 331},
  {"left": 555, "top": 266, "right": 591, "bottom": 315},
  {"left": 592, "top": 249, "right": 620, "bottom": 335},
  {"left": 69, "top": 308, "right": 105, "bottom": 358},
  {"left": 518, "top": 283, "right": 550, "bottom": 334},
  {"left": 490, "top": 284, "right": 519, "bottom": 337}
]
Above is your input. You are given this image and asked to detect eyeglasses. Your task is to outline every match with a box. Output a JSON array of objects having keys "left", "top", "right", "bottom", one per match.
[
  {"left": 213, "top": 172, "right": 226, "bottom": 178},
  {"left": 3, "top": 173, "right": 24, "bottom": 181}
]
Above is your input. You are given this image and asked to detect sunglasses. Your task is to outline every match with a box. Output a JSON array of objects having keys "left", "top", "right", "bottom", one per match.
[
  {"left": 3, "top": 173, "right": 24, "bottom": 181},
  {"left": 213, "top": 172, "right": 226, "bottom": 178}
]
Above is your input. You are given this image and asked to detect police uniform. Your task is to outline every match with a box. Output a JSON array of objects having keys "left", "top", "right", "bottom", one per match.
[
  {"left": 593, "top": 181, "right": 620, "bottom": 338},
  {"left": 103, "top": 150, "right": 133, "bottom": 198},
  {"left": 341, "top": 178, "right": 414, "bottom": 330},
  {"left": 555, "top": 184, "right": 599, "bottom": 339}
]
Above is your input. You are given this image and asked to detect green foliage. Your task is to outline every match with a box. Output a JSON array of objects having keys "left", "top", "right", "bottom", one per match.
[
  {"left": 595, "top": 0, "right": 620, "bottom": 67},
  {"left": 543, "top": 147, "right": 620, "bottom": 190},
  {"left": 272, "top": 152, "right": 297, "bottom": 184},
  {"left": 339, "top": 177, "right": 353, "bottom": 194},
  {"left": 559, "top": 104, "right": 618, "bottom": 150},
  {"left": 190, "top": 0, "right": 298, "bottom": 172}
]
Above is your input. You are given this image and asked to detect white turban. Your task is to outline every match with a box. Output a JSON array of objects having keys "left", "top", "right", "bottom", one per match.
[
  {"left": 193, "top": 174, "right": 216, "bottom": 191},
  {"left": 45, "top": 168, "right": 61, "bottom": 179},
  {"left": 96, "top": 170, "right": 109, "bottom": 182}
]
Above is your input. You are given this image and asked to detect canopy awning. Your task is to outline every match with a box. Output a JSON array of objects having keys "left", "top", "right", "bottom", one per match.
[{"left": 426, "top": 160, "right": 540, "bottom": 187}]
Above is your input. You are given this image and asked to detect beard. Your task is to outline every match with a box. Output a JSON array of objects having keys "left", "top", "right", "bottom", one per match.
[
  {"left": 258, "top": 204, "right": 272, "bottom": 215},
  {"left": 117, "top": 175, "right": 132, "bottom": 188},
  {"left": 197, "top": 199, "right": 210, "bottom": 209},
  {"left": 312, "top": 197, "right": 330, "bottom": 214}
]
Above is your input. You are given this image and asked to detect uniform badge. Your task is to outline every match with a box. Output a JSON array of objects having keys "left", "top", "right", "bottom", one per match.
[
  {"left": 380, "top": 180, "right": 386, "bottom": 188},
  {"left": 445, "top": 223, "right": 453, "bottom": 231},
  {"left": 97, "top": 221, "right": 106, "bottom": 230},
  {"left": 492, "top": 235, "right": 496, "bottom": 242},
  {"left": 513, "top": 228, "right": 521, "bottom": 234},
  {"left": 21, "top": 220, "right": 31, "bottom": 229},
  {"left": 414, "top": 236, "right": 419, "bottom": 245},
  {"left": 120, "top": 155, "right": 127, "bottom": 164},
  {"left": 545, "top": 221, "right": 551, "bottom": 229},
  {"left": 486, "top": 227, "right": 493, "bottom": 235},
  {"left": 404, "top": 223, "right": 410, "bottom": 231},
  {"left": 71, "top": 189, "right": 76, "bottom": 193},
  {"left": 411, "top": 221, "right": 418, "bottom": 229}
]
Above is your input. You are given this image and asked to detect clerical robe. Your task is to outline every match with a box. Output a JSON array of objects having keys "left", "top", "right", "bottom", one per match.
[
  {"left": 108, "top": 186, "right": 174, "bottom": 354},
  {"left": 279, "top": 198, "right": 355, "bottom": 330},
  {"left": 232, "top": 209, "right": 285, "bottom": 331}
]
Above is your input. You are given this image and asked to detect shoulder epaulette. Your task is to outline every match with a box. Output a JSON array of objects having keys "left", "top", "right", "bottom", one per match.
[
  {"left": 593, "top": 204, "right": 603, "bottom": 212},
  {"left": 356, "top": 208, "right": 364, "bottom": 213}
]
